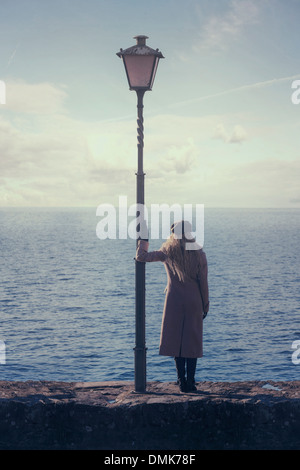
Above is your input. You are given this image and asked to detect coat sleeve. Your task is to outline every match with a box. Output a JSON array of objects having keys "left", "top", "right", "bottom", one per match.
[
  {"left": 197, "top": 251, "right": 209, "bottom": 313},
  {"left": 136, "top": 240, "right": 167, "bottom": 263}
]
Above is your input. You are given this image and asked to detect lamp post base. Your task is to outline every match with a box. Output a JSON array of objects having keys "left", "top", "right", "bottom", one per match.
[{"left": 134, "top": 345, "right": 147, "bottom": 393}]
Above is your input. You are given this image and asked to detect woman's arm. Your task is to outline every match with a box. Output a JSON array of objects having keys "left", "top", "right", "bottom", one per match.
[
  {"left": 198, "top": 252, "right": 209, "bottom": 313},
  {"left": 136, "top": 240, "right": 167, "bottom": 263}
]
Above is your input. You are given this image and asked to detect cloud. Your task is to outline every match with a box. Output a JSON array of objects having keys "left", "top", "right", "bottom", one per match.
[
  {"left": 0, "top": 78, "right": 135, "bottom": 205},
  {"left": 229, "top": 125, "right": 248, "bottom": 144},
  {"left": 160, "top": 139, "right": 198, "bottom": 174},
  {"left": 0, "top": 85, "right": 138, "bottom": 206},
  {"left": 197, "top": 0, "right": 261, "bottom": 50},
  {"left": 5, "top": 80, "right": 68, "bottom": 114},
  {"left": 213, "top": 123, "right": 247, "bottom": 144},
  {"left": 0, "top": 78, "right": 298, "bottom": 208},
  {"left": 213, "top": 124, "right": 229, "bottom": 142}
]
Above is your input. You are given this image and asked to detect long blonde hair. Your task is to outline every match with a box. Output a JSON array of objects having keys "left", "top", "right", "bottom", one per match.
[{"left": 160, "top": 233, "right": 202, "bottom": 282}]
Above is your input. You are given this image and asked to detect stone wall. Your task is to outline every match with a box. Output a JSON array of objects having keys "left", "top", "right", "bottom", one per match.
[{"left": 0, "top": 380, "right": 299, "bottom": 450}]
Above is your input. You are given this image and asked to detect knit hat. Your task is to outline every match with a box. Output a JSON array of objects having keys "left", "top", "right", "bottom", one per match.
[{"left": 170, "top": 220, "right": 194, "bottom": 241}]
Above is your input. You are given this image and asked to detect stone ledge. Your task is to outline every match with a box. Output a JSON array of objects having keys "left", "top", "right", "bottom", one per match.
[{"left": 0, "top": 380, "right": 299, "bottom": 450}]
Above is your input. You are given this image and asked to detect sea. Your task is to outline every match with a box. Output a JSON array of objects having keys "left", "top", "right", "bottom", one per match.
[{"left": 0, "top": 207, "right": 299, "bottom": 383}]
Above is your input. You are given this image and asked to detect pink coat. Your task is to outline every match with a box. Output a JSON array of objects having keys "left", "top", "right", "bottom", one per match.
[{"left": 136, "top": 240, "right": 209, "bottom": 358}]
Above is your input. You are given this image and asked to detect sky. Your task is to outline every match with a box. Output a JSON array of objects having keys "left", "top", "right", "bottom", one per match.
[{"left": 0, "top": 0, "right": 300, "bottom": 208}]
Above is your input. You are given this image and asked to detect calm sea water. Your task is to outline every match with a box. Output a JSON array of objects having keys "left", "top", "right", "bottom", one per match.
[{"left": 0, "top": 208, "right": 299, "bottom": 383}]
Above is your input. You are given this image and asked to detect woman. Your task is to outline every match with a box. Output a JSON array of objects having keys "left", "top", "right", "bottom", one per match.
[{"left": 136, "top": 220, "right": 209, "bottom": 393}]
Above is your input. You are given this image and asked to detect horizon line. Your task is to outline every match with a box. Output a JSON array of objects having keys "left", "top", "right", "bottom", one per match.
[{"left": 0, "top": 206, "right": 299, "bottom": 210}]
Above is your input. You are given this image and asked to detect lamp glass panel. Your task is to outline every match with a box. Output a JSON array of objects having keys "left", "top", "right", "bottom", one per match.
[
  {"left": 124, "top": 55, "right": 156, "bottom": 89},
  {"left": 150, "top": 57, "right": 159, "bottom": 89}
]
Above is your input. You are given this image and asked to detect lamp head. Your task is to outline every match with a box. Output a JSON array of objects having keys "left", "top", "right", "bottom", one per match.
[{"left": 117, "top": 36, "right": 164, "bottom": 91}]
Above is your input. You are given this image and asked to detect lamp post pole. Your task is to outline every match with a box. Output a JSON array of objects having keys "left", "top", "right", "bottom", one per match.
[
  {"left": 135, "top": 89, "right": 146, "bottom": 392},
  {"left": 117, "top": 36, "right": 164, "bottom": 393}
]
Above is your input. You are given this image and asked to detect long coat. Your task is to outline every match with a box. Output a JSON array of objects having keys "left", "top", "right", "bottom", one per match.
[{"left": 136, "top": 240, "right": 209, "bottom": 358}]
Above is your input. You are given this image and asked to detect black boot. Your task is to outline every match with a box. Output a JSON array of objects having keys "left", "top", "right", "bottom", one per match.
[
  {"left": 186, "top": 358, "right": 197, "bottom": 392},
  {"left": 174, "top": 357, "right": 187, "bottom": 393}
]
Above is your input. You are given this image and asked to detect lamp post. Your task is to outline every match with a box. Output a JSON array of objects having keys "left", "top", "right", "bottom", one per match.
[{"left": 117, "top": 36, "right": 164, "bottom": 392}]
